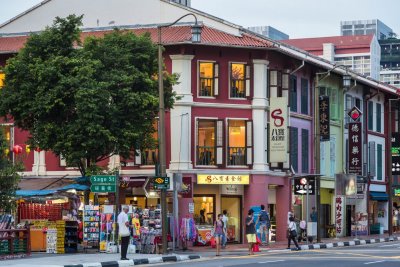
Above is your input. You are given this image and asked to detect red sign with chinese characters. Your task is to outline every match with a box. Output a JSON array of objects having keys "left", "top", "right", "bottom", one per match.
[
  {"left": 335, "top": 196, "right": 344, "bottom": 237},
  {"left": 348, "top": 122, "right": 362, "bottom": 175}
]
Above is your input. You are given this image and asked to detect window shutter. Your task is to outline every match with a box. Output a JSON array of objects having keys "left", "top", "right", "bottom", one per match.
[
  {"left": 214, "top": 63, "right": 219, "bottom": 96},
  {"left": 368, "top": 141, "right": 376, "bottom": 177},
  {"left": 377, "top": 144, "right": 382, "bottom": 180},
  {"left": 320, "top": 142, "right": 326, "bottom": 175},
  {"left": 135, "top": 149, "right": 142, "bottom": 165},
  {"left": 60, "top": 155, "right": 67, "bottom": 167},
  {"left": 376, "top": 103, "right": 382, "bottom": 133},
  {"left": 245, "top": 64, "right": 251, "bottom": 97},
  {"left": 301, "top": 78, "right": 308, "bottom": 115},
  {"left": 368, "top": 101, "right": 374, "bottom": 130},
  {"left": 330, "top": 137, "right": 336, "bottom": 177},
  {"left": 289, "top": 75, "right": 297, "bottom": 112},
  {"left": 281, "top": 72, "right": 289, "bottom": 98},
  {"left": 301, "top": 129, "right": 309, "bottom": 173},
  {"left": 290, "top": 127, "right": 298, "bottom": 173},
  {"left": 269, "top": 70, "right": 279, "bottom": 97},
  {"left": 245, "top": 120, "right": 253, "bottom": 165},
  {"left": 216, "top": 120, "right": 224, "bottom": 165}
]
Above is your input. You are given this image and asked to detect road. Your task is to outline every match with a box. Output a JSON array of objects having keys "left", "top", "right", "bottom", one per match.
[{"left": 159, "top": 241, "right": 400, "bottom": 267}]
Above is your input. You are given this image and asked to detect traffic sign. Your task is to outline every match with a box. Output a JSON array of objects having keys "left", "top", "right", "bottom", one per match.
[
  {"left": 153, "top": 176, "right": 170, "bottom": 190},
  {"left": 294, "top": 177, "right": 315, "bottom": 195},
  {"left": 90, "top": 175, "right": 116, "bottom": 184},
  {"left": 90, "top": 184, "right": 116, "bottom": 193}
]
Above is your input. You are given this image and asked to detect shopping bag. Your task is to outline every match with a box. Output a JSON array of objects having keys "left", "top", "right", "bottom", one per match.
[
  {"left": 128, "top": 244, "right": 136, "bottom": 254},
  {"left": 252, "top": 243, "right": 260, "bottom": 252},
  {"left": 210, "top": 237, "right": 216, "bottom": 248},
  {"left": 256, "top": 236, "right": 261, "bottom": 245}
]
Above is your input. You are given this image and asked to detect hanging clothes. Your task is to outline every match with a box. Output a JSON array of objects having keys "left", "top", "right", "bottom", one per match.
[{"left": 180, "top": 218, "right": 197, "bottom": 242}]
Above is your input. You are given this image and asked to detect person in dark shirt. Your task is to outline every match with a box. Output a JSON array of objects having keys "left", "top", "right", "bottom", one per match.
[{"left": 245, "top": 209, "right": 256, "bottom": 255}]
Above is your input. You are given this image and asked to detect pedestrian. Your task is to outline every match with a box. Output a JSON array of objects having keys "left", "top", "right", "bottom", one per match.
[
  {"left": 287, "top": 207, "right": 294, "bottom": 224},
  {"left": 213, "top": 214, "right": 226, "bottom": 256},
  {"left": 310, "top": 207, "right": 317, "bottom": 222},
  {"left": 245, "top": 209, "right": 257, "bottom": 255},
  {"left": 287, "top": 216, "right": 300, "bottom": 251},
  {"left": 393, "top": 207, "right": 399, "bottom": 233},
  {"left": 118, "top": 205, "right": 132, "bottom": 260},
  {"left": 221, "top": 210, "right": 228, "bottom": 248},
  {"left": 256, "top": 204, "right": 270, "bottom": 245}
]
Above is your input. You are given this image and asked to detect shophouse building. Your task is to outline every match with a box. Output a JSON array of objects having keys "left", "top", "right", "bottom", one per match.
[{"left": 0, "top": 0, "right": 399, "bottom": 242}]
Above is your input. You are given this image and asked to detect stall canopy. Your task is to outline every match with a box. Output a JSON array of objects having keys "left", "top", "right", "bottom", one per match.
[
  {"left": 16, "top": 177, "right": 89, "bottom": 197},
  {"left": 369, "top": 192, "right": 389, "bottom": 201}
]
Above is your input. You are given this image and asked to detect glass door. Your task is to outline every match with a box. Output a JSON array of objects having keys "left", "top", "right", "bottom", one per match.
[{"left": 221, "top": 196, "right": 242, "bottom": 243}]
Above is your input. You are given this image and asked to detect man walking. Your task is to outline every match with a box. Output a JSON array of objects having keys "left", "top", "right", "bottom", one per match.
[
  {"left": 256, "top": 204, "right": 270, "bottom": 245},
  {"left": 118, "top": 206, "right": 131, "bottom": 260}
]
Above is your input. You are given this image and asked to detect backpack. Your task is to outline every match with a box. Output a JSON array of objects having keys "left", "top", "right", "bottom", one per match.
[{"left": 259, "top": 210, "right": 270, "bottom": 227}]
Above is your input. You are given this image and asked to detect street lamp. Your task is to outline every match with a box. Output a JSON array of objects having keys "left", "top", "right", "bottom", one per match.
[{"left": 157, "top": 13, "right": 202, "bottom": 254}]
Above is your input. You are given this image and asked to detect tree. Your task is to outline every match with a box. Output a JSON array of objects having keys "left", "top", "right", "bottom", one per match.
[
  {"left": 0, "top": 15, "right": 177, "bottom": 176},
  {"left": 0, "top": 130, "right": 22, "bottom": 213}
]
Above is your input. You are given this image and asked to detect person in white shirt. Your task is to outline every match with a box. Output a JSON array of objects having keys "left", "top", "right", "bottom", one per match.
[
  {"left": 118, "top": 206, "right": 131, "bottom": 260},
  {"left": 287, "top": 216, "right": 300, "bottom": 250},
  {"left": 221, "top": 210, "right": 229, "bottom": 248}
]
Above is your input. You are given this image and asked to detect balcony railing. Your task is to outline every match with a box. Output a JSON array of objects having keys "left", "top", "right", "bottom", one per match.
[
  {"left": 197, "top": 146, "right": 215, "bottom": 165},
  {"left": 141, "top": 149, "right": 158, "bottom": 165},
  {"left": 228, "top": 147, "right": 246, "bottom": 166},
  {"left": 199, "top": 78, "right": 214, "bottom": 96}
]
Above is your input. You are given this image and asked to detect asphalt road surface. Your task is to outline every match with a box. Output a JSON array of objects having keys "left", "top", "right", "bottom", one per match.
[{"left": 158, "top": 241, "right": 400, "bottom": 267}]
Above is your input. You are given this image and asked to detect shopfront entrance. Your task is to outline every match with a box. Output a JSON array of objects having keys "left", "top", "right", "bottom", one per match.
[{"left": 221, "top": 195, "right": 242, "bottom": 243}]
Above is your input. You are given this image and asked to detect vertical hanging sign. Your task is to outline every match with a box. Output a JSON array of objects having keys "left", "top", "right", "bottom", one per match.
[
  {"left": 269, "top": 97, "right": 288, "bottom": 163},
  {"left": 391, "top": 132, "right": 400, "bottom": 175},
  {"left": 348, "top": 122, "right": 362, "bottom": 175},
  {"left": 319, "top": 95, "right": 330, "bottom": 141},
  {"left": 335, "top": 196, "right": 345, "bottom": 237}
]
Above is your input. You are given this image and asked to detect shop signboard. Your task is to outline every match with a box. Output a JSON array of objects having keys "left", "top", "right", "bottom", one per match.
[
  {"left": 294, "top": 177, "right": 315, "bottom": 195},
  {"left": 348, "top": 122, "right": 362, "bottom": 175},
  {"left": 197, "top": 174, "right": 250, "bottom": 185},
  {"left": 221, "top": 184, "right": 244, "bottom": 195},
  {"left": 394, "top": 188, "right": 400, "bottom": 197},
  {"left": 152, "top": 176, "right": 170, "bottom": 190},
  {"left": 392, "top": 133, "right": 400, "bottom": 175},
  {"left": 319, "top": 95, "right": 330, "bottom": 141},
  {"left": 90, "top": 184, "right": 116, "bottom": 193},
  {"left": 269, "top": 97, "right": 288, "bottom": 163},
  {"left": 335, "top": 196, "right": 345, "bottom": 237}
]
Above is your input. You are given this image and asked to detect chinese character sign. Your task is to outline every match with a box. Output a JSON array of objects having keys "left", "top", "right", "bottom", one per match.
[
  {"left": 335, "top": 196, "right": 345, "bottom": 237},
  {"left": 348, "top": 122, "right": 362, "bottom": 175},
  {"left": 197, "top": 174, "right": 250, "bottom": 185},
  {"left": 269, "top": 97, "right": 288, "bottom": 163},
  {"left": 319, "top": 96, "right": 330, "bottom": 141},
  {"left": 392, "top": 133, "right": 400, "bottom": 175}
]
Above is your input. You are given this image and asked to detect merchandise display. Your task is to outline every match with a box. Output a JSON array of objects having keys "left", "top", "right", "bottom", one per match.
[
  {"left": 83, "top": 205, "right": 100, "bottom": 250},
  {"left": 65, "top": 221, "right": 78, "bottom": 253},
  {"left": 56, "top": 220, "right": 65, "bottom": 254},
  {"left": 0, "top": 215, "right": 30, "bottom": 259}
]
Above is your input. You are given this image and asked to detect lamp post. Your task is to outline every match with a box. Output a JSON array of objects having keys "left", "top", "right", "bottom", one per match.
[
  {"left": 315, "top": 65, "right": 351, "bottom": 242},
  {"left": 157, "top": 14, "right": 201, "bottom": 254}
]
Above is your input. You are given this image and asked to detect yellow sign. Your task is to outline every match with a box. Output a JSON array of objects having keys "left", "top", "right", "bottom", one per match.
[
  {"left": 197, "top": 174, "right": 249, "bottom": 185},
  {"left": 0, "top": 73, "right": 4, "bottom": 88}
]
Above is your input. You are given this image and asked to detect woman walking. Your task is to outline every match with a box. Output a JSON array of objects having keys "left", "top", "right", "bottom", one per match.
[
  {"left": 287, "top": 216, "right": 300, "bottom": 251},
  {"left": 214, "top": 214, "right": 226, "bottom": 256},
  {"left": 245, "top": 209, "right": 257, "bottom": 255}
]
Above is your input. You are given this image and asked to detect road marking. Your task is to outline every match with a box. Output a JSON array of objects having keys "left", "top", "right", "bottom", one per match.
[
  {"left": 258, "top": 260, "right": 285, "bottom": 264},
  {"left": 379, "top": 244, "right": 397, "bottom": 247},
  {"left": 364, "top": 260, "right": 386, "bottom": 265}
]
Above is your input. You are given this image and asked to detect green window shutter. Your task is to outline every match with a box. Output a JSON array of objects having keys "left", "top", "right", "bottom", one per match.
[
  {"left": 330, "top": 137, "right": 336, "bottom": 177},
  {"left": 377, "top": 144, "right": 382, "bottom": 180},
  {"left": 290, "top": 75, "right": 297, "bottom": 112},
  {"left": 301, "top": 129, "right": 309, "bottom": 173},
  {"left": 301, "top": 78, "right": 308, "bottom": 115},
  {"left": 330, "top": 88, "right": 338, "bottom": 120},
  {"left": 376, "top": 103, "right": 382, "bottom": 133},
  {"left": 290, "top": 127, "right": 298, "bottom": 173},
  {"left": 368, "top": 101, "right": 374, "bottom": 130}
]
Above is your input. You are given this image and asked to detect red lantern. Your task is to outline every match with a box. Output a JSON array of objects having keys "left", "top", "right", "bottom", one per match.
[
  {"left": 34, "top": 147, "right": 41, "bottom": 152},
  {"left": 12, "top": 145, "right": 23, "bottom": 154}
]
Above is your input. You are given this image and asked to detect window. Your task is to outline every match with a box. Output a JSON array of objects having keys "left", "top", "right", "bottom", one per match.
[
  {"left": 330, "top": 88, "right": 339, "bottom": 120},
  {"left": 227, "top": 120, "right": 248, "bottom": 166},
  {"left": 289, "top": 75, "right": 297, "bottom": 112},
  {"left": 0, "top": 73, "right": 4, "bottom": 88},
  {"left": 230, "top": 63, "right": 250, "bottom": 98},
  {"left": 330, "top": 137, "right": 336, "bottom": 177},
  {"left": 377, "top": 144, "right": 383, "bottom": 180},
  {"left": 376, "top": 103, "right": 382, "bottom": 133},
  {"left": 368, "top": 101, "right": 374, "bottom": 130},
  {"left": 197, "top": 120, "right": 216, "bottom": 166},
  {"left": 290, "top": 127, "right": 298, "bottom": 173},
  {"left": 301, "top": 129, "right": 309, "bottom": 173},
  {"left": 199, "top": 62, "right": 218, "bottom": 97},
  {"left": 369, "top": 141, "right": 376, "bottom": 177},
  {"left": 300, "top": 78, "right": 308, "bottom": 115}
]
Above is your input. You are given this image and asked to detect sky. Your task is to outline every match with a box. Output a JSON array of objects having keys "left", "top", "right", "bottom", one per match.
[{"left": 0, "top": 0, "right": 399, "bottom": 38}]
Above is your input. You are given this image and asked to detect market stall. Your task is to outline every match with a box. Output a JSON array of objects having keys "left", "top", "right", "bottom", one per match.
[{"left": 0, "top": 214, "right": 30, "bottom": 260}]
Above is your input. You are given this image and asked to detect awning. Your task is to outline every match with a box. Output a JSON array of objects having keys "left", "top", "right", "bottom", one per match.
[
  {"left": 18, "top": 177, "right": 78, "bottom": 190},
  {"left": 370, "top": 192, "right": 388, "bottom": 201},
  {"left": 16, "top": 189, "right": 56, "bottom": 197}
]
